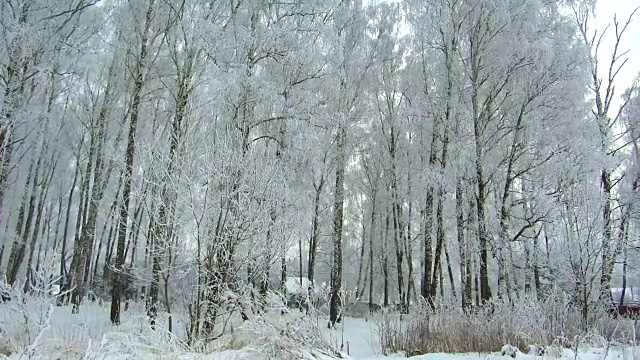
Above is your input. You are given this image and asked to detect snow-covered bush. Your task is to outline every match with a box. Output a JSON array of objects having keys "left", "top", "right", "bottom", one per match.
[
  {"left": 0, "top": 281, "right": 59, "bottom": 357},
  {"left": 241, "top": 315, "right": 343, "bottom": 360},
  {"left": 0, "top": 257, "right": 191, "bottom": 359}
]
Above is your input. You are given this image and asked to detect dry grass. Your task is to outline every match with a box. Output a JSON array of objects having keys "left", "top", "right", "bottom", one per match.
[
  {"left": 0, "top": 337, "right": 13, "bottom": 357},
  {"left": 374, "top": 293, "right": 637, "bottom": 356},
  {"left": 376, "top": 307, "right": 521, "bottom": 355}
]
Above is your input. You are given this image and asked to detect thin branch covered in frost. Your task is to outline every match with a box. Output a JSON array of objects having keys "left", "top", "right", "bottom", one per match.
[
  {"left": 22, "top": 304, "right": 53, "bottom": 359},
  {"left": 242, "top": 315, "right": 343, "bottom": 360}
]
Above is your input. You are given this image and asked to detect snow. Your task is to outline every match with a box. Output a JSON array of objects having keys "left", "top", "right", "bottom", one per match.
[
  {"left": 501, "top": 345, "right": 518, "bottom": 358},
  {"left": 320, "top": 316, "right": 380, "bottom": 359},
  {"left": 285, "top": 276, "right": 313, "bottom": 294},
  {"left": 362, "top": 347, "right": 640, "bottom": 360},
  {"left": 2, "top": 298, "right": 640, "bottom": 360}
]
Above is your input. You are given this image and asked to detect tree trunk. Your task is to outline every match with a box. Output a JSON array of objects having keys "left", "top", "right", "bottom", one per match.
[
  {"left": 111, "top": 0, "right": 155, "bottom": 325},
  {"left": 405, "top": 165, "right": 414, "bottom": 310},
  {"left": 391, "top": 160, "right": 405, "bottom": 308},
  {"left": 474, "top": 258, "right": 480, "bottom": 306},
  {"left": 368, "top": 187, "right": 377, "bottom": 311},
  {"left": 620, "top": 244, "right": 627, "bottom": 305},
  {"left": 70, "top": 135, "right": 98, "bottom": 310},
  {"left": 524, "top": 240, "right": 532, "bottom": 293},
  {"left": 473, "top": 93, "right": 491, "bottom": 302},
  {"left": 299, "top": 235, "right": 303, "bottom": 291},
  {"left": 95, "top": 185, "right": 120, "bottom": 287},
  {"left": 429, "top": 192, "right": 445, "bottom": 302},
  {"left": 383, "top": 203, "right": 390, "bottom": 308},
  {"left": 148, "top": 226, "right": 161, "bottom": 328},
  {"left": 6, "top": 160, "right": 37, "bottom": 285},
  {"left": 356, "top": 220, "right": 366, "bottom": 299},
  {"left": 23, "top": 156, "right": 47, "bottom": 293},
  {"left": 533, "top": 231, "right": 541, "bottom": 299},
  {"left": 125, "top": 200, "right": 145, "bottom": 267},
  {"left": 0, "top": 11, "right": 28, "bottom": 216},
  {"left": 421, "top": 143, "right": 436, "bottom": 301},
  {"left": 600, "top": 169, "right": 613, "bottom": 303},
  {"left": 71, "top": 63, "right": 116, "bottom": 302},
  {"left": 66, "top": 159, "right": 90, "bottom": 305},
  {"left": 616, "top": 199, "right": 633, "bottom": 305},
  {"left": 456, "top": 179, "right": 469, "bottom": 309},
  {"left": 57, "top": 162, "right": 79, "bottom": 305},
  {"left": 280, "top": 256, "right": 287, "bottom": 292},
  {"left": 329, "top": 125, "right": 346, "bottom": 327},
  {"left": 392, "top": 201, "right": 405, "bottom": 310},
  {"left": 445, "top": 242, "right": 456, "bottom": 301},
  {"left": 439, "top": 255, "right": 444, "bottom": 299},
  {"left": 307, "top": 178, "right": 323, "bottom": 285}
]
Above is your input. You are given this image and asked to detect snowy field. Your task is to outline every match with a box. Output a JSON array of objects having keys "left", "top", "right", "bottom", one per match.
[{"left": 2, "top": 297, "right": 640, "bottom": 360}]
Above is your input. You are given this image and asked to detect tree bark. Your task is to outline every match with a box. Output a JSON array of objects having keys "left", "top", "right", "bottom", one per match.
[
  {"left": 445, "top": 242, "right": 456, "bottom": 301},
  {"left": 356, "top": 219, "right": 366, "bottom": 299},
  {"left": 368, "top": 186, "right": 377, "bottom": 311},
  {"left": 472, "top": 91, "right": 491, "bottom": 303},
  {"left": 111, "top": 0, "right": 155, "bottom": 326},
  {"left": 421, "top": 136, "right": 437, "bottom": 301},
  {"left": 23, "top": 155, "right": 48, "bottom": 293},
  {"left": 430, "top": 192, "right": 447, "bottom": 301},
  {"left": 456, "top": 180, "right": 469, "bottom": 309},
  {"left": 329, "top": 125, "right": 346, "bottom": 327},
  {"left": 383, "top": 203, "right": 390, "bottom": 308},
  {"left": 70, "top": 102, "right": 109, "bottom": 311},
  {"left": 405, "top": 163, "right": 415, "bottom": 309},
  {"left": 392, "top": 199, "right": 405, "bottom": 310},
  {"left": 307, "top": 177, "right": 323, "bottom": 285},
  {"left": 6, "top": 160, "right": 37, "bottom": 285}
]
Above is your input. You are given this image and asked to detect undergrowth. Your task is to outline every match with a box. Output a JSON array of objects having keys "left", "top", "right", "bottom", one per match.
[
  {"left": 374, "top": 293, "right": 640, "bottom": 357},
  {"left": 0, "top": 283, "right": 340, "bottom": 359}
]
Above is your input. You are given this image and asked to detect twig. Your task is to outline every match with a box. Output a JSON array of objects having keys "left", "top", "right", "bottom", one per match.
[{"left": 22, "top": 304, "right": 54, "bottom": 359}]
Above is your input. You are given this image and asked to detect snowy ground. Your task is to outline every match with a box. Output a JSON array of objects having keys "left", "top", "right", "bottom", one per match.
[
  {"left": 2, "top": 299, "right": 640, "bottom": 360},
  {"left": 366, "top": 348, "right": 640, "bottom": 360}
]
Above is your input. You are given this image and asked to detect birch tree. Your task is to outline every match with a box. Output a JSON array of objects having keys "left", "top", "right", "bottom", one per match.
[{"left": 572, "top": 2, "right": 639, "bottom": 304}]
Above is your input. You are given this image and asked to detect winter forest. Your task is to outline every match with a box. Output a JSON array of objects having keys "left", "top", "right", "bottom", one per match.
[{"left": 1, "top": 0, "right": 640, "bottom": 359}]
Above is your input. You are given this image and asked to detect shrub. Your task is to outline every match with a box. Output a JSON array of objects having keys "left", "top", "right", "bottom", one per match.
[
  {"left": 242, "top": 315, "right": 341, "bottom": 360},
  {"left": 374, "top": 292, "right": 637, "bottom": 356},
  {"left": 0, "top": 335, "right": 13, "bottom": 357}
]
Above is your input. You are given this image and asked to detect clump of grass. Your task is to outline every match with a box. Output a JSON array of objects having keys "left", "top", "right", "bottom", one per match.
[
  {"left": 0, "top": 337, "right": 14, "bottom": 357},
  {"left": 376, "top": 305, "right": 511, "bottom": 355}
]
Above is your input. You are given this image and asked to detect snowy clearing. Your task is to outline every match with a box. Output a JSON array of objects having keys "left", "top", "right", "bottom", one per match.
[{"left": 2, "top": 299, "right": 640, "bottom": 360}]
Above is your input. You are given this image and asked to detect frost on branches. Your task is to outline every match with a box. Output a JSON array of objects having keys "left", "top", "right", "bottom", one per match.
[{"left": 0, "top": 0, "right": 640, "bottom": 358}]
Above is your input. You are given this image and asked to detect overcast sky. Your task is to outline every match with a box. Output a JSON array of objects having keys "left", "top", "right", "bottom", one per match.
[
  {"left": 385, "top": 0, "right": 639, "bottom": 108},
  {"left": 594, "top": 0, "right": 640, "bottom": 109}
]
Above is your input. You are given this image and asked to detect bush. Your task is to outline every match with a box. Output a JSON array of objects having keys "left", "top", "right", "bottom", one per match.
[
  {"left": 374, "top": 292, "right": 638, "bottom": 356},
  {"left": 242, "top": 315, "right": 342, "bottom": 359}
]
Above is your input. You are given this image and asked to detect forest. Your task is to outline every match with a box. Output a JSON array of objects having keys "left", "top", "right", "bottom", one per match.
[{"left": 1, "top": 0, "right": 640, "bottom": 358}]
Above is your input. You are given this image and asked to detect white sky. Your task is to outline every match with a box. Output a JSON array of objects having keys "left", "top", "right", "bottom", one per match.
[
  {"left": 594, "top": 0, "right": 640, "bottom": 109},
  {"left": 383, "top": 0, "right": 640, "bottom": 108}
]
